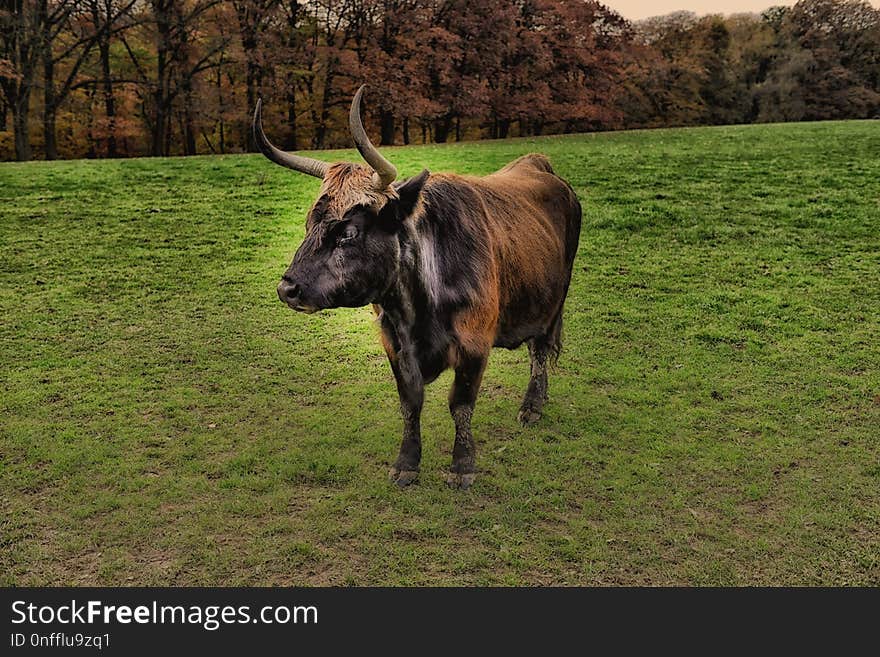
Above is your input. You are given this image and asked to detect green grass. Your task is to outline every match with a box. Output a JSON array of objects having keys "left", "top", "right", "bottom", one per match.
[{"left": 2, "top": 121, "right": 879, "bottom": 586}]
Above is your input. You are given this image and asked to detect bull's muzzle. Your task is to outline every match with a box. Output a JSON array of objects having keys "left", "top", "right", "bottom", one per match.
[{"left": 277, "top": 279, "right": 317, "bottom": 313}]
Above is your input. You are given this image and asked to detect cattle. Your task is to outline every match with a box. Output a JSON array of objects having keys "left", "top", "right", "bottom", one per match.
[{"left": 254, "top": 85, "right": 582, "bottom": 489}]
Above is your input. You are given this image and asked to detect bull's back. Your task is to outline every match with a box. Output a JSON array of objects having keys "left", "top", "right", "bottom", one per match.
[{"left": 477, "top": 155, "right": 581, "bottom": 347}]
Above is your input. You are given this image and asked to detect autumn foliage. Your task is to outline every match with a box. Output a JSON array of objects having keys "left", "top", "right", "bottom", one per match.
[{"left": 1, "top": 0, "right": 878, "bottom": 161}]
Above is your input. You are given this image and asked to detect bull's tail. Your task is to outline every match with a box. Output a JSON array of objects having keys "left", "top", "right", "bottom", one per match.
[
  {"left": 549, "top": 190, "right": 581, "bottom": 368},
  {"left": 546, "top": 305, "right": 564, "bottom": 367}
]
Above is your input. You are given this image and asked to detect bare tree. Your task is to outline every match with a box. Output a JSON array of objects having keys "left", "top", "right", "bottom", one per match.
[
  {"left": 76, "top": 0, "right": 139, "bottom": 157},
  {"left": 306, "top": 0, "right": 366, "bottom": 148},
  {"left": 121, "top": 0, "right": 230, "bottom": 156},
  {"left": 1, "top": 0, "right": 42, "bottom": 159},
  {"left": 230, "top": 0, "right": 281, "bottom": 150}
]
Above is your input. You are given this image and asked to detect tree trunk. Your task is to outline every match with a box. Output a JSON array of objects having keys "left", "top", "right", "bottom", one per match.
[
  {"left": 455, "top": 116, "right": 461, "bottom": 141},
  {"left": 313, "top": 68, "right": 334, "bottom": 149},
  {"left": 283, "top": 1, "right": 301, "bottom": 150},
  {"left": 284, "top": 75, "right": 298, "bottom": 150},
  {"left": 244, "top": 54, "right": 258, "bottom": 151},
  {"left": 215, "top": 65, "right": 225, "bottom": 153},
  {"left": 151, "top": 3, "right": 170, "bottom": 156},
  {"left": 13, "top": 95, "right": 32, "bottom": 161},
  {"left": 41, "top": 0, "right": 57, "bottom": 161},
  {"left": 313, "top": 120, "right": 326, "bottom": 149},
  {"left": 7, "top": 80, "right": 34, "bottom": 161},
  {"left": 43, "top": 106, "right": 57, "bottom": 160},
  {"left": 184, "top": 81, "right": 196, "bottom": 155},
  {"left": 151, "top": 99, "right": 167, "bottom": 156},
  {"left": 86, "top": 85, "right": 96, "bottom": 158},
  {"left": 433, "top": 115, "right": 452, "bottom": 143},
  {"left": 99, "top": 38, "right": 116, "bottom": 157},
  {"left": 379, "top": 110, "right": 395, "bottom": 146},
  {"left": 185, "top": 122, "right": 196, "bottom": 155},
  {"left": 201, "top": 130, "right": 215, "bottom": 153},
  {"left": 402, "top": 116, "right": 409, "bottom": 145},
  {"left": 163, "top": 106, "right": 172, "bottom": 155},
  {"left": 498, "top": 118, "right": 510, "bottom": 139},
  {"left": 42, "top": 50, "right": 57, "bottom": 160}
]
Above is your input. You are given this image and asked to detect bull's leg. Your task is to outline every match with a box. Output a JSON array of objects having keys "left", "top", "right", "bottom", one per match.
[
  {"left": 388, "top": 349, "right": 424, "bottom": 488},
  {"left": 446, "top": 354, "right": 487, "bottom": 490},
  {"left": 518, "top": 338, "right": 550, "bottom": 426}
]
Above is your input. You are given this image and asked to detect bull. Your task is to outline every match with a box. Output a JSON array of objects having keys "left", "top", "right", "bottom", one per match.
[{"left": 254, "top": 86, "right": 581, "bottom": 489}]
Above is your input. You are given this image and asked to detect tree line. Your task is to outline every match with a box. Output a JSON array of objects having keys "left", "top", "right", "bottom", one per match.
[{"left": 1, "top": 0, "right": 878, "bottom": 161}]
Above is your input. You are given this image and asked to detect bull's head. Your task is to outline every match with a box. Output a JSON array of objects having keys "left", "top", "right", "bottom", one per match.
[{"left": 254, "top": 85, "right": 428, "bottom": 313}]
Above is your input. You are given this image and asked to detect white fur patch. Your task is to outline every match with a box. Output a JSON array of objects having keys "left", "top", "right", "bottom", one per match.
[{"left": 417, "top": 228, "right": 442, "bottom": 307}]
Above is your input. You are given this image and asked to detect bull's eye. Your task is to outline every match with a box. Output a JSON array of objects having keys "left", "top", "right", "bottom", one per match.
[{"left": 337, "top": 224, "right": 359, "bottom": 247}]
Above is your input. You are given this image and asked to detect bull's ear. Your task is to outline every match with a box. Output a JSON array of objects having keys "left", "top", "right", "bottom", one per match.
[
  {"left": 378, "top": 169, "right": 429, "bottom": 228},
  {"left": 395, "top": 169, "right": 430, "bottom": 216}
]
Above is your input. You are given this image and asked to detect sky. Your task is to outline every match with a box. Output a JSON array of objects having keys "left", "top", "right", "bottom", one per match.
[{"left": 605, "top": 0, "right": 880, "bottom": 21}]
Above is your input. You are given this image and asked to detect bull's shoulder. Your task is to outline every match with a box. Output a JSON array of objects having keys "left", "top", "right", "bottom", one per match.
[{"left": 493, "top": 153, "right": 555, "bottom": 176}]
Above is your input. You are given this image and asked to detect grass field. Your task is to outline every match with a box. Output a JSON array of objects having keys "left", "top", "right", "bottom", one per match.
[{"left": 2, "top": 121, "right": 879, "bottom": 586}]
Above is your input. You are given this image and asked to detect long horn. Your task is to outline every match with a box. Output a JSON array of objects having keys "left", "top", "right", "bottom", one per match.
[
  {"left": 253, "top": 98, "right": 328, "bottom": 179},
  {"left": 349, "top": 85, "right": 397, "bottom": 190}
]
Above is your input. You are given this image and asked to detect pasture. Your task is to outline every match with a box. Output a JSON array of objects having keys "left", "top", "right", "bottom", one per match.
[{"left": 1, "top": 121, "right": 878, "bottom": 585}]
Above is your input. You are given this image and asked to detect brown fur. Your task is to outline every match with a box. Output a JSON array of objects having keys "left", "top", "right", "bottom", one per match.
[
  {"left": 416, "top": 154, "right": 577, "bottom": 365},
  {"left": 313, "top": 163, "right": 397, "bottom": 225}
]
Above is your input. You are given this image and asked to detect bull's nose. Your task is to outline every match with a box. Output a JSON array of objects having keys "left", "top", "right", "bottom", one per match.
[{"left": 277, "top": 280, "right": 300, "bottom": 304}]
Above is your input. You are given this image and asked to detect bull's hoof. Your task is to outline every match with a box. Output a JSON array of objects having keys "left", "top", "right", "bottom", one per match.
[
  {"left": 445, "top": 471, "right": 476, "bottom": 490},
  {"left": 389, "top": 467, "right": 419, "bottom": 488},
  {"left": 517, "top": 405, "right": 542, "bottom": 426}
]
